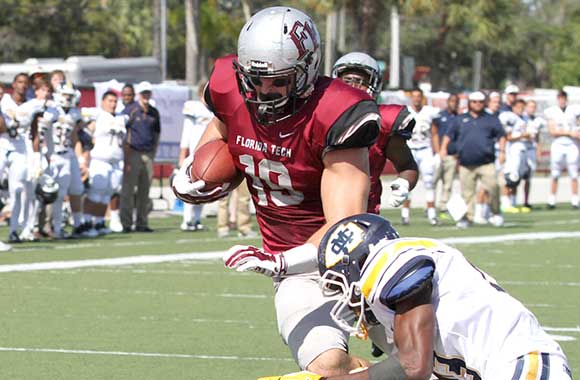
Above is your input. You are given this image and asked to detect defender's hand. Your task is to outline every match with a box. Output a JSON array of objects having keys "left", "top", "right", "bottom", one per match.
[
  {"left": 258, "top": 371, "right": 321, "bottom": 380},
  {"left": 223, "top": 245, "right": 286, "bottom": 277},
  {"left": 389, "top": 177, "right": 410, "bottom": 207}
]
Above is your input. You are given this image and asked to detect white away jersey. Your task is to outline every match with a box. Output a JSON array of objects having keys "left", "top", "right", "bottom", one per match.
[
  {"left": 544, "top": 105, "right": 580, "bottom": 145},
  {"left": 360, "top": 238, "right": 565, "bottom": 380},
  {"left": 406, "top": 105, "right": 440, "bottom": 149},
  {"left": 49, "top": 107, "right": 82, "bottom": 154},
  {"left": 180, "top": 100, "right": 213, "bottom": 152},
  {"left": 91, "top": 111, "right": 127, "bottom": 162},
  {"left": 0, "top": 96, "right": 49, "bottom": 152},
  {"left": 500, "top": 111, "right": 538, "bottom": 148}
]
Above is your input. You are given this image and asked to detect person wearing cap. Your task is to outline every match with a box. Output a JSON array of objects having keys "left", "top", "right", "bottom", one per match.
[
  {"left": 440, "top": 91, "right": 506, "bottom": 228},
  {"left": 120, "top": 81, "right": 161, "bottom": 232},
  {"left": 544, "top": 90, "right": 580, "bottom": 209},
  {"left": 500, "top": 84, "right": 519, "bottom": 113}
]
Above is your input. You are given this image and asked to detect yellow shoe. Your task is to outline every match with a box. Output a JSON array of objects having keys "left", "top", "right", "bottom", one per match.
[
  {"left": 503, "top": 206, "right": 520, "bottom": 214},
  {"left": 519, "top": 206, "right": 531, "bottom": 213}
]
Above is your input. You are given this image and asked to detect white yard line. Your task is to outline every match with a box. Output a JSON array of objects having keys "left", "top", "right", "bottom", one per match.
[
  {"left": 2, "top": 230, "right": 580, "bottom": 273},
  {"left": 0, "top": 347, "right": 293, "bottom": 362}
]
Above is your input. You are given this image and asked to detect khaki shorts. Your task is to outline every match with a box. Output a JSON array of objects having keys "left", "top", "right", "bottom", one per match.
[{"left": 274, "top": 272, "right": 351, "bottom": 369}]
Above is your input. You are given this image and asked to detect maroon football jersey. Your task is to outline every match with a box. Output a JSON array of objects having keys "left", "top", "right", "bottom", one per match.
[
  {"left": 206, "top": 55, "right": 379, "bottom": 253},
  {"left": 367, "top": 104, "right": 414, "bottom": 214}
]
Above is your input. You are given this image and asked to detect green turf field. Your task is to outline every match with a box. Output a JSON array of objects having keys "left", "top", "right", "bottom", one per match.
[{"left": 0, "top": 207, "right": 578, "bottom": 379}]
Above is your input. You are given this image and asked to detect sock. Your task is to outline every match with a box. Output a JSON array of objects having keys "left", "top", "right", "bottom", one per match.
[
  {"left": 427, "top": 207, "right": 436, "bottom": 220},
  {"left": 193, "top": 204, "right": 203, "bottom": 224},
  {"left": 72, "top": 212, "right": 83, "bottom": 228},
  {"left": 547, "top": 194, "right": 556, "bottom": 206},
  {"left": 95, "top": 216, "right": 104, "bottom": 224},
  {"left": 84, "top": 214, "right": 93, "bottom": 225},
  {"left": 501, "top": 196, "right": 511, "bottom": 209},
  {"left": 572, "top": 195, "right": 579, "bottom": 207},
  {"left": 110, "top": 209, "right": 120, "bottom": 222},
  {"left": 183, "top": 203, "right": 193, "bottom": 224},
  {"left": 401, "top": 207, "right": 410, "bottom": 219},
  {"left": 475, "top": 203, "right": 483, "bottom": 219},
  {"left": 509, "top": 195, "right": 516, "bottom": 207},
  {"left": 482, "top": 204, "right": 490, "bottom": 219}
]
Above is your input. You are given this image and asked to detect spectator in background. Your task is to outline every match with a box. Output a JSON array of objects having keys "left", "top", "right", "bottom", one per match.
[
  {"left": 432, "top": 93, "right": 459, "bottom": 217},
  {"left": 178, "top": 82, "right": 212, "bottom": 231},
  {"left": 49, "top": 70, "right": 66, "bottom": 94},
  {"left": 120, "top": 81, "right": 160, "bottom": 232},
  {"left": 119, "top": 84, "right": 136, "bottom": 113},
  {"left": 216, "top": 183, "right": 256, "bottom": 238},
  {"left": 544, "top": 90, "right": 580, "bottom": 209},
  {"left": 486, "top": 91, "right": 501, "bottom": 116},
  {"left": 441, "top": 91, "right": 506, "bottom": 228},
  {"left": 0, "top": 83, "right": 4, "bottom": 100},
  {"left": 500, "top": 84, "right": 519, "bottom": 113}
]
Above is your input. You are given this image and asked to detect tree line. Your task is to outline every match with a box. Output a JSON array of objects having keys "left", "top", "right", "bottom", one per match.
[{"left": 0, "top": 0, "right": 578, "bottom": 90}]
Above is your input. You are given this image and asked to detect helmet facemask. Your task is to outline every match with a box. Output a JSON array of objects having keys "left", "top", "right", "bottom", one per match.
[
  {"left": 234, "top": 60, "right": 310, "bottom": 125},
  {"left": 320, "top": 270, "right": 368, "bottom": 339},
  {"left": 333, "top": 64, "right": 381, "bottom": 100}
]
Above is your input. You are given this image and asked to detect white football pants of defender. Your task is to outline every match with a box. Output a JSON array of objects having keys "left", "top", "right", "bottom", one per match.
[
  {"left": 410, "top": 146, "right": 436, "bottom": 202},
  {"left": 505, "top": 143, "right": 536, "bottom": 183},
  {"left": 491, "top": 351, "right": 571, "bottom": 380},
  {"left": 49, "top": 151, "right": 85, "bottom": 235},
  {"left": 6, "top": 151, "right": 30, "bottom": 234},
  {"left": 274, "top": 273, "right": 352, "bottom": 370},
  {"left": 550, "top": 141, "right": 579, "bottom": 179},
  {"left": 87, "top": 158, "right": 123, "bottom": 205}
]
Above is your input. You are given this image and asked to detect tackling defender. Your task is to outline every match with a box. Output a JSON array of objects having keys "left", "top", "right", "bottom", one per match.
[
  {"left": 263, "top": 214, "right": 571, "bottom": 380},
  {"left": 174, "top": 6, "right": 381, "bottom": 376}
]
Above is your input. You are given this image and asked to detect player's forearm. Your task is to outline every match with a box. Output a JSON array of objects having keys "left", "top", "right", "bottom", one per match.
[
  {"left": 194, "top": 117, "right": 227, "bottom": 153},
  {"left": 386, "top": 137, "right": 418, "bottom": 191}
]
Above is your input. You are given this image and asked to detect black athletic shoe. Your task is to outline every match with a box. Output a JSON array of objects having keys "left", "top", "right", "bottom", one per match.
[
  {"left": 135, "top": 226, "right": 154, "bottom": 233},
  {"left": 371, "top": 343, "right": 384, "bottom": 358}
]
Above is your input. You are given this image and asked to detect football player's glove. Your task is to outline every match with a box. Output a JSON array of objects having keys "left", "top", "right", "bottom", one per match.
[
  {"left": 224, "top": 245, "right": 286, "bottom": 277},
  {"left": 258, "top": 371, "right": 321, "bottom": 380},
  {"left": 388, "top": 177, "right": 410, "bottom": 207},
  {"left": 171, "top": 154, "right": 231, "bottom": 204},
  {"left": 224, "top": 243, "right": 318, "bottom": 277}
]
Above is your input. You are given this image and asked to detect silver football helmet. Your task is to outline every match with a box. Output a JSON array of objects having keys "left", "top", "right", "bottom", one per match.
[
  {"left": 53, "top": 81, "right": 80, "bottom": 109},
  {"left": 332, "top": 52, "right": 382, "bottom": 99},
  {"left": 235, "top": 6, "right": 322, "bottom": 125}
]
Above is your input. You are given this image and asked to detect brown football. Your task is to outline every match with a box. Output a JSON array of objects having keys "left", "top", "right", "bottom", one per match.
[{"left": 190, "top": 139, "right": 244, "bottom": 191}]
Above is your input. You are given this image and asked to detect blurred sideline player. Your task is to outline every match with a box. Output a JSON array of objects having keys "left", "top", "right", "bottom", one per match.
[
  {"left": 173, "top": 7, "right": 381, "bottom": 376},
  {"left": 499, "top": 99, "right": 531, "bottom": 212},
  {"left": 0, "top": 110, "right": 12, "bottom": 251},
  {"left": 46, "top": 81, "right": 86, "bottom": 239},
  {"left": 402, "top": 88, "right": 440, "bottom": 225},
  {"left": 178, "top": 83, "right": 212, "bottom": 231},
  {"left": 262, "top": 213, "right": 571, "bottom": 380},
  {"left": 84, "top": 90, "right": 126, "bottom": 235},
  {"left": 331, "top": 52, "right": 417, "bottom": 214},
  {"left": 544, "top": 90, "right": 580, "bottom": 209},
  {"left": 432, "top": 93, "right": 459, "bottom": 217},
  {"left": 0, "top": 73, "right": 33, "bottom": 242},
  {"left": 522, "top": 100, "right": 546, "bottom": 208}
]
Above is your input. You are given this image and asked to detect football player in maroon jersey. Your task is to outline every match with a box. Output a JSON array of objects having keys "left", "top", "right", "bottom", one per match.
[
  {"left": 173, "top": 6, "right": 381, "bottom": 377},
  {"left": 331, "top": 52, "right": 418, "bottom": 214}
]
